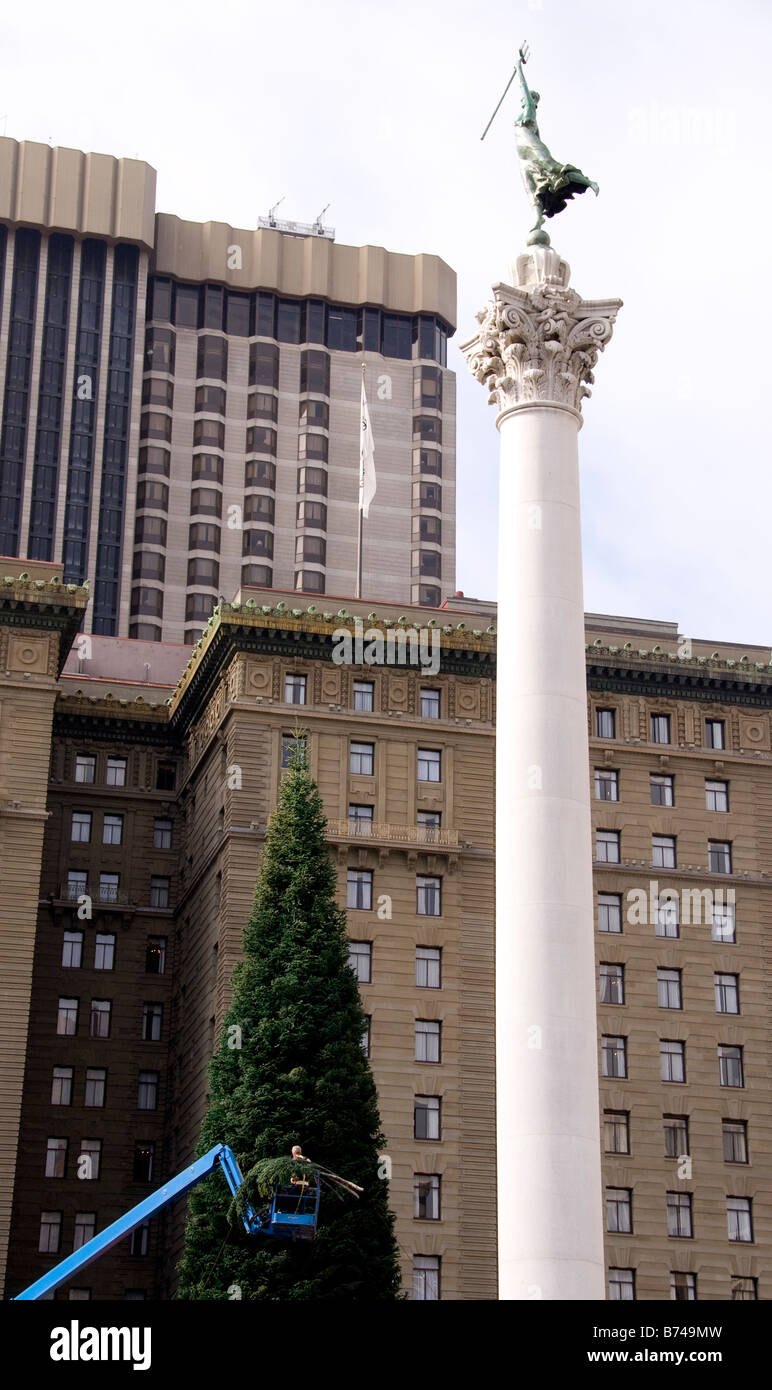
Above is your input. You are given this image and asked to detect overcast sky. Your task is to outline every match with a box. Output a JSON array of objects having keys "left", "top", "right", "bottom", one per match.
[{"left": 3, "top": 0, "right": 771, "bottom": 644}]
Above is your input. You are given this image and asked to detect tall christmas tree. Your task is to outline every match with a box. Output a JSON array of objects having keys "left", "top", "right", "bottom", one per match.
[{"left": 176, "top": 742, "right": 402, "bottom": 1300}]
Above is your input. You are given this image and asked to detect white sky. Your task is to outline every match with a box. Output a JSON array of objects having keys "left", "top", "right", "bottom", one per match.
[{"left": 3, "top": 0, "right": 771, "bottom": 643}]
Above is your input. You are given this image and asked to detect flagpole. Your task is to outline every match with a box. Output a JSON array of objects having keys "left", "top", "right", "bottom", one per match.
[{"left": 356, "top": 362, "right": 365, "bottom": 599}]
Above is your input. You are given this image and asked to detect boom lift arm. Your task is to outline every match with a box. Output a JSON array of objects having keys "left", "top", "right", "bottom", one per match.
[{"left": 14, "top": 1143, "right": 264, "bottom": 1301}]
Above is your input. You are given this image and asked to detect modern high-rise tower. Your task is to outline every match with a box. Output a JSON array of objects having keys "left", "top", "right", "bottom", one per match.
[{"left": 0, "top": 138, "right": 457, "bottom": 641}]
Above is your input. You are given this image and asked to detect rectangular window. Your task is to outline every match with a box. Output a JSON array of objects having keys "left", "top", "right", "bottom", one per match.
[
  {"left": 281, "top": 735, "right": 306, "bottom": 769},
  {"left": 138, "top": 1071, "right": 159, "bottom": 1111},
  {"left": 348, "top": 941, "right": 371, "bottom": 983},
  {"left": 706, "top": 779, "right": 729, "bottom": 812},
  {"left": 661, "top": 1040, "right": 685, "bottom": 1083},
  {"left": 75, "top": 754, "right": 96, "bottom": 784},
  {"left": 732, "top": 1277, "right": 757, "bottom": 1300},
  {"left": 361, "top": 1016, "right": 370, "bottom": 1058},
  {"left": 353, "top": 680, "right": 374, "bottom": 712},
  {"left": 94, "top": 934, "right": 115, "bottom": 971},
  {"left": 602, "top": 1035, "right": 627, "bottom": 1078},
  {"left": 129, "top": 1222, "right": 150, "bottom": 1257},
  {"left": 416, "top": 946, "right": 441, "bottom": 989},
  {"left": 651, "top": 714, "right": 671, "bottom": 744},
  {"left": 73, "top": 1213, "right": 96, "bottom": 1250},
  {"left": 71, "top": 811, "right": 91, "bottom": 842},
  {"left": 102, "top": 814, "right": 123, "bottom": 846},
  {"left": 598, "top": 893, "right": 622, "bottom": 933},
  {"left": 417, "top": 748, "right": 441, "bottom": 782},
  {"left": 650, "top": 774, "right": 674, "bottom": 806},
  {"left": 715, "top": 972, "right": 739, "bottom": 1014},
  {"left": 415, "top": 1020, "right": 441, "bottom": 1063},
  {"left": 348, "top": 804, "right": 373, "bottom": 835},
  {"left": 346, "top": 869, "right": 372, "bottom": 910},
  {"left": 145, "top": 937, "right": 167, "bottom": 974},
  {"left": 599, "top": 962, "right": 624, "bottom": 1005},
  {"left": 67, "top": 870, "right": 88, "bottom": 900},
  {"left": 99, "top": 872, "right": 119, "bottom": 903},
  {"left": 420, "top": 689, "right": 440, "bottom": 720},
  {"left": 718, "top": 1044, "right": 743, "bottom": 1087},
  {"left": 417, "top": 875, "right": 441, "bottom": 916},
  {"left": 51, "top": 1066, "right": 73, "bottom": 1106},
  {"left": 594, "top": 769, "right": 618, "bottom": 801},
  {"left": 414, "top": 1175, "right": 441, "bottom": 1220},
  {"left": 727, "top": 1197, "right": 752, "bottom": 1242},
  {"left": 413, "top": 1254, "right": 440, "bottom": 1301},
  {"left": 657, "top": 968, "right": 682, "bottom": 1009},
  {"left": 663, "top": 1115, "right": 688, "bottom": 1158},
  {"left": 156, "top": 762, "right": 176, "bottom": 791},
  {"left": 671, "top": 1272, "right": 696, "bottom": 1301},
  {"left": 62, "top": 930, "right": 83, "bottom": 968},
  {"left": 39, "top": 1211, "right": 62, "bottom": 1254},
  {"left": 595, "top": 708, "right": 616, "bottom": 738},
  {"left": 606, "top": 1188, "right": 632, "bottom": 1234},
  {"left": 45, "top": 1137, "right": 68, "bottom": 1179},
  {"left": 722, "top": 1120, "right": 748, "bottom": 1164},
  {"left": 153, "top": 818, "right": 172, "bottom": 850},
  {"left": 705, "top": 719, "right": 725, "bottom": 750},
  {"left": 133, "top": 1142, "right": 155, "bottom": 1183},
  {"left": 603, "top": 1111, "right": 630, "bottom": 1155},
  {"left": 349, "top": 741, "right": 374, "bottom": 775},
  {"left": 79, "top": 1139, "right": 101, "bottom": 1181},
  {"left": 655, "top": 895, "right": 680, "bottom": 938},
  {"left": 417, "top": 810, "right": 441, "bottom": 840},
  {"left": 414, "top": 1095, "right": 440, "bottom": 1140},
  {"left": 709, "top": 840, "right": 732, "bottom": 874},
  {"left": 90, "top": 999, "right": 111, "bottom": 1038},
  {"left": 142, "top": 1003, "right": 163, "bottom": 1041},
  {"left": 652, "top": 835, "right": 676, "bottom": 869},
  {"left": 608, "top": 1268, "right": 634, "bottom": 1301},
  {"left": 57, "top": 997, "right": 78, "bottom": 1035},
  {"left": 596, "top": 830, "right": 620, "bottom": 863},
  {"left": 84, "top": 1068, "right": 106, "bottom": 1108},
  {"left": 150, "top": 876, "right": 170, "bottom": 909},
  {"left": 284, "top": 674, "right": 307, "bottom": 705},
  {"left": 106, "top": 757, "right": 127, "bottom": 787},
  {"left": 667, "top": 1191, "right": 693, "bottom": 1238}
]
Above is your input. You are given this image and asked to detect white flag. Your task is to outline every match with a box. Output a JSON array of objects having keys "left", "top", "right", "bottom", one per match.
[{"left": 359, "top": 373, "right": 376, "bottom": 519}]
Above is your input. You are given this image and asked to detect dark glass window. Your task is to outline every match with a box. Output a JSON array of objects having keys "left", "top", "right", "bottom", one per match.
[
  {"left": 201, "top": 285, "right": 224, "bottom": 330},
  {"left": 136, "top": 480, "right": 168, "bottom": 510},
  {"left": 359, "top": 307, "right": 380, "bottom": 352},
  {"left": 187, "top": 557, "right": 219, "bottom": 586},
  {"left": 61, "top": 237, "right": 104, "bottom": 581},
  {"left": 414, "top": 481, "right": 441, "bottom": 509},
  {"left": 148, "top": 278, "right": 172, "bottom": 322},
  {"left": 255, "top": 292, "right": 275, "bottom": 336},
  {"left": 249, "top": 341, "right": 279, "bottom": 389},
  {"left": 413, "top": 416, "right": 442, "bottom": 444},
  {"left": 145, "top": 327, "right": 175, "bottom": 373},
  {"left": 242, "top": 564, "right": 272, "bottom": 586},
  {"left": 381, "top": 313, "right": 412, "bottom": 359},
  {"left": 245, "top": 458, "right": 276, "bottom": 488},
  {"left": 412, "top": 549, "right": 441, "bottom": 578},
  {"left": 194, "top": 385, "right": 226, "bottom": 413},
  {"left": 327, "top": 306, "right": 357, "bottom": 351},
  {"left": 193, "top": 418, "right": 224, "bottom": 448},
  {"left": 226, "top": 292, "right": 251, "bottom": 336},
  {"left": 413, "top": 365, "right": 442, "bottom": 410},
  {"left": 296, "top": 500, "right": 327, "bottom": 528},
  {"left": 295, "top": 535, "right": 326, "bottom": 564},
  {"left": 277, "top": 299, "right": 302, "bottom": 343},
  {"left": 174, "top": 284, "right": 199, "bottom": 327},
  {"left": 244, "top": 493, "right": 275, "bottom": 523},
  {"left": 188, "top": 522, "right": 220, "bottom": 551},
  {"left": 299, "top": 399, "right": 329, "bottom": 428},
  {"left": 413, "top": 515, "right": 441, "bottom": 543},
  {"left": 300, "top": 350, "right": 330, "bottom": 394},
  {"left": 27, "top": 233, "right": 73, "bottom": 560},
  {"left": 134, "top": 515, "right": 167, "bottom": 546},
  {"left": 246, "top": 425, "right": 277, "bottom": 454},
  {"left": 133, "top": 551, "right": 165, "bottom": 581},
  {"left": 141, "top": 411, "right": 172, "bottom": 442},
  {"left": 295, "top": 569, "right": 325, "bottom": 593},
  {"left": 190, "top": 488, "right": 222, "bottom": 518},
  {"left": 192, "top": 454, "right": 223, "bottom": 482},
  {"left": 306, "top": 300, "right": 325, "bottom": 342},
  {"left": 247, "top": 391, "right": 278, "bottom": 421},
  {"left": 196, "top": 335, "right": 228, "bottom": 380},
  {"left": 413, "top": 447, "right": 441, "bottom": 476},
  {"left": 131, "top": 587, "right": 164, "bottom": 617},
  {"left": 298, "top": 433, "right": 328, "bottom": 462},
  {"left": 416, "top": 584, "right": 441, "bottom": 606},
  {"left": 185, "top": 592, "right": 216, "bottom": 622},
  {"left": 243, "top": 529, "right": 274, "bottom": 558},
  {"left": 298, "top": 466, "right": 327, "bottom": 496},
  {"left": 142, "top": 378, "right": 173, "bottom": 408}
]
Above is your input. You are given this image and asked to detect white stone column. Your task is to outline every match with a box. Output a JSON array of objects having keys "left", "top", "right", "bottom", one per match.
[{"left": 461, "top": 246, "right": 621, "bottom": 1300}]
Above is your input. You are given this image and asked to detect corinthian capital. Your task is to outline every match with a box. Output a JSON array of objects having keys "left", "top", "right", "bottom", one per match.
[{"left": 460, "top": 248, "right": 621, "bottom": 416}]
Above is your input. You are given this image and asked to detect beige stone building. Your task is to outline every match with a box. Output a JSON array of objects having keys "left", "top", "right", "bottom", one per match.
[
  {"left": 0, "top": 137, "right": 457, "bottom": 642},
  {"left": 0, "top": 582, "right": 770, "bottom": 1300}
]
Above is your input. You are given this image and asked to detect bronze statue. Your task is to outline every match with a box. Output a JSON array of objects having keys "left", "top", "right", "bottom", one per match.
[{"left": 483, "top": 43, "right": 598, "bottom": 246}]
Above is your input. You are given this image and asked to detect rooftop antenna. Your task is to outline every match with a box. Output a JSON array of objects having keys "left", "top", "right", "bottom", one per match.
[{"left": 313, "top": 203, "right": 330, "bottom": 232}]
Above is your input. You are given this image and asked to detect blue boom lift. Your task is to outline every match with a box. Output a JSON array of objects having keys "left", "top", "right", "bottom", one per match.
[{"left": 13, "top": 1143, "right": 321, "bottom": 1300}]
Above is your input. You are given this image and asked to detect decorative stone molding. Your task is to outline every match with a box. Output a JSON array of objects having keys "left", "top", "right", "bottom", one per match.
[{"left": 460, "top": 247, "right": 621, "bottom": 415}]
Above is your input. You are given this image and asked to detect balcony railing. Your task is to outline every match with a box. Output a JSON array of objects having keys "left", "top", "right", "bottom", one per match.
[{"left": 325, "top": 819, "right": 458, "bottom": 848}]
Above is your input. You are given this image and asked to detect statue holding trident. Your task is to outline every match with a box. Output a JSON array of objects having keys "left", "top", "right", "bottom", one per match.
[{"left": 482, "top": 42, "right": 598, "bottom": 246}]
